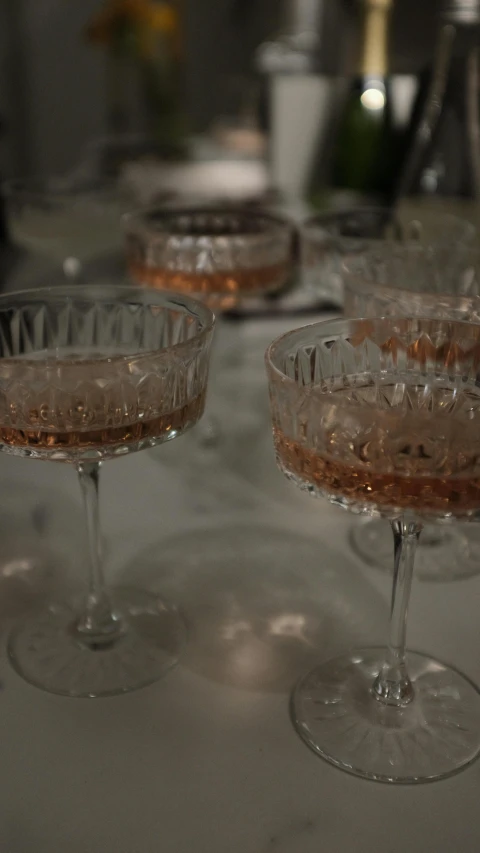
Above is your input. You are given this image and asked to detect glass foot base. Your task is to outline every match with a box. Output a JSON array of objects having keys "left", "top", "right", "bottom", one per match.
[
  {"left": 350, "top": 519, "right": 477, "bottom": 582},
  {"left": 291, "top": 649, "right": 480, "bottom": 783},
  {"left": 7, "top": 587, "right": 186, "bottom": 698}
]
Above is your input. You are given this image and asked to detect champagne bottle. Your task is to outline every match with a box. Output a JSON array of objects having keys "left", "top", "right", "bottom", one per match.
[
  {"left": 396, "top": 0, "right": 480, "bottom": 200},
  {"left": 331, "top": 0, "right": 396, "bottom": 205}
]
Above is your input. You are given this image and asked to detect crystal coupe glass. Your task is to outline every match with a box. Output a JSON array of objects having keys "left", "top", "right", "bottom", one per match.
[
  {"left": 266, "top": 316, "right": 480, "bottom": 782},
  {"left": 0, "top": 284, "right": 214, "bottom": 697},
  {"left": 301, "top": 207, "right": 475, "bottom": 306},
  {"left": 344, "top": 244, "right": 480, "bottom": 580},
  {"left": 124, "top": 206, "right": 293, "bottom": 310}
]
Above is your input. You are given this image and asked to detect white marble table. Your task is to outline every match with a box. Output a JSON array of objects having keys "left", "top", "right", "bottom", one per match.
[{"left": 0, "top": 315, "right": 479, "bottom": 853}]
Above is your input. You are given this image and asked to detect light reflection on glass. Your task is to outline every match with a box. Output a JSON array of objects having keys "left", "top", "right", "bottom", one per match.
[
  {"left": 268, "top": 613, "right": 309, "bottom": 641},
  {"left": 2, "top": 558, "right": 38, "bottom": 578},
  {"left": 360, "top": 87, "right": 386, "bottom": 111},
  {"left": 221, "top": 620, "right": 251, "bottom": 641}
]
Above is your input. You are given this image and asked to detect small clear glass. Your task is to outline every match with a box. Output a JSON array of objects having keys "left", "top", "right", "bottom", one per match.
[
  {"left": 3, "top": 177, "right": 147, "bottom": 283},
  {"left": 266, "top": 316, "right": 480, "bottom": 783},
  {"left": 0, "top": 284, "right": 214, "bottom": 697}
]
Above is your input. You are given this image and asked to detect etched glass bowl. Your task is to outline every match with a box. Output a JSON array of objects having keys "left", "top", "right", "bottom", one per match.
[
  {"left": 301, "top": 208, "right": 475, "bottom": 306},
  {"left": 124, "top": 206, "right": 294, "bottom": 311},
  {"left": 344, "top": 242, "right": 480, "bottom": 321}
]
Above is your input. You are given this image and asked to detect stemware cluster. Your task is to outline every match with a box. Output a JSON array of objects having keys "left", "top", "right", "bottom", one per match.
[
  {"left": 304, "top": 209, "right": 480, "bottom": 581},
  {"left": 2, "top": 174, "right": 480, "bottom": 785}
]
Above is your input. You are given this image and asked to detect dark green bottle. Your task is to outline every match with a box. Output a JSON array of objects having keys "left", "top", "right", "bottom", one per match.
[{"left": 331, "top": 0, "right": 397, "bottom": 205}]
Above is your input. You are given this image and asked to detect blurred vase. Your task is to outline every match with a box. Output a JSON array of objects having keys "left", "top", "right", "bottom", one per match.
[
  {"left": 100, "top": 0, "right": 188, "bottom": 163},
  {"left": 106, "top": 49, "right": 187, "bottom": 159},
  {"left": 140, "top": 50, "right": 188, "bottom": 158}
]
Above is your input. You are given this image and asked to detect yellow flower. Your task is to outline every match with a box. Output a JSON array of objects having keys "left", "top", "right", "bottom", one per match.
[
  {"left": 148, "top": 4, "right": 178, "bottom": 34},
  {"left": 139, "top": 2, "right": 179, "bottom": 58},
  {"left": 86, "top": 0, "right": 179, "bottom": 49}
]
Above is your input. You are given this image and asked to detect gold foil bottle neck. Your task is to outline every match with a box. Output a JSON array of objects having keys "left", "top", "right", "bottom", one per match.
[{"left": 360, "top": 0, "right": 393, "bottom": 77}]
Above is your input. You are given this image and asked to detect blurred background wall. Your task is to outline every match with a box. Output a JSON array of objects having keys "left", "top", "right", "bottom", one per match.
[{"left": 0, "top": 0, "right": 439, "bottom": 178}]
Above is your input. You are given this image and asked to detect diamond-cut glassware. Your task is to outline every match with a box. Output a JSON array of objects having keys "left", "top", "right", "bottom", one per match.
[
  {"left": 301, "top": 208, "right": 475, "bottom": 306},
  {"left": 124, "top": 206, "right": 293, "bottom": 311},
  {"left": 266, "top": 316, "right": 480, "bottom": 782},
  {"left": 344, "top": 244, "right": 480, "bottom": 580},
  {"left": 0, "top": 284, "right": 214, "bottom": 697},
  {"left": 344, "top": 241, "right": 480, "bottom": 319}
]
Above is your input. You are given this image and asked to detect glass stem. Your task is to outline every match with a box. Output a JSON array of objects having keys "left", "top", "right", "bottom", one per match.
[
  {"left": 372, "top": 517, "right": 422, "bottom": 707},
  {"left": 75, "top": 461, "right": 123, "bottom": 646}
]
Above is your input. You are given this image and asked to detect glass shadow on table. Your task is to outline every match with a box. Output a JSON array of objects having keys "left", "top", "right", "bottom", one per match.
[
  {"left": 120, "top": 522, "right": 387, "bottom": 694},
  {"left": 0, "top": 481, "right": 84, "bottom": 625}
]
